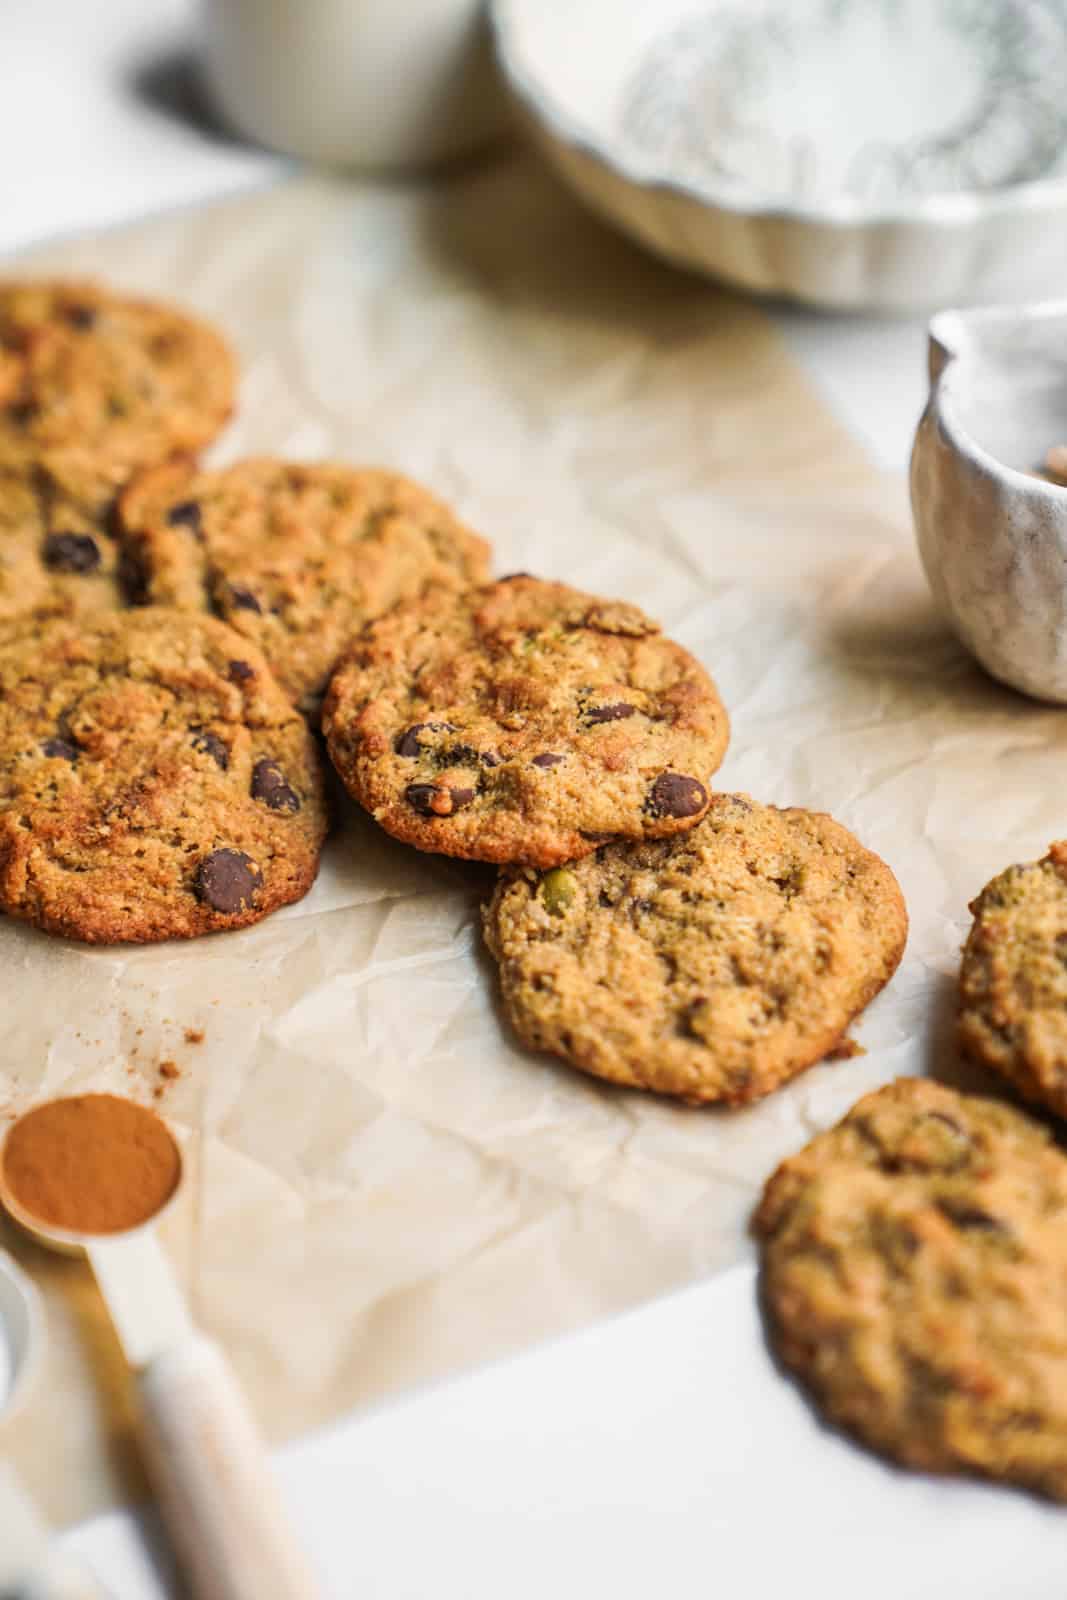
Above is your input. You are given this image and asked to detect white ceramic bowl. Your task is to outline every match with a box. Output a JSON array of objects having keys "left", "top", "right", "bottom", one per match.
[{"left": 491, "top": 0, "right": 1067, "bottom": 311}]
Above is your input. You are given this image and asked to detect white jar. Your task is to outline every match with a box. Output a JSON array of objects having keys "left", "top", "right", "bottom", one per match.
[{"left": 202, "top": 0, "right": 511, "bottom": 171}]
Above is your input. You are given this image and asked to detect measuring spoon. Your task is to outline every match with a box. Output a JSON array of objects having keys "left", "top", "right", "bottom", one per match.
[{"left": 0, "top": 1096, "right": 320, "bottom": 1600}]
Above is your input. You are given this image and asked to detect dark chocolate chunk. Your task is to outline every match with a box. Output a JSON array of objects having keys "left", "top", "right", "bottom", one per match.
[
  {"left": 394, "top": 721, "right": 457, "bottom": 758},
  {"left": 584, "top": 702, "right": 636, "bottom": 725},
  {"left": 480, "top": 751, "right": 503, "bottom": 768},
  {"left": 42, "top": 533, "right": 101, "bottom": 574},
  {"left": 405, "top": 783, "right": 440, "bottom": 816},
  {"left": 442, "top": 744, "right": 481, "bottom": 768},
  {"left": 195, "top": 849, "right": 263, "bottom": 914},
  {"left": 191, "top": 728, "right": 229, "bottom": 770},
  {"left": 404, "top": 783, "right": 475, "bottom": 817},
  {"left": 41, "top": 737, "right": 78, "bottom": 762},
  {"left": 229, "top": 584, "right": 262, "bottom": 613},
  {"left": 251, "top": 758, "right": 301, "bottom": 812},
  {"left": 646, "top": 773, "right": 707, "bottom": 820},
  {"left": 228, "top": 660, "right": 254, "bottom": 684},
  {"left": 532, "top": 752, "right": 564, "bottom": 768},
  {"left": 7, "top": 401, "right": 36, "bottom": 427},
  {"left": 448, "top": 787, "right": 476, "bottom": 810},
  {"left": 166, "top": 499, "right": 203, "bottom": 536},
  {"left": 65, "top": 305, "right": 97, "bottom": 329}
]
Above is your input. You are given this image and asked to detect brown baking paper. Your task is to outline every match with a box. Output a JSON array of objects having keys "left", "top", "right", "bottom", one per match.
[{"left": 1, "top": 155, "right": 1051, "bottom": 1527}]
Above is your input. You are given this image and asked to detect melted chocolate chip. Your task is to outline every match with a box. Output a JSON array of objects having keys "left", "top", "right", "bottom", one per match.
[
  {"left": 584, "top": 702, "right": 636, "bottom": 725},
  {"left": 65, "top": 305, "right": 96, "bottom": 330},
  {"left": 646, "top": 773, "right": 707, "bottom": 820},
  {"left": 229, "top": 584, "right": 262, "bottom": 614},
  {"left": 196, "top": 849, "right": 263, "bottom": 914},
  {"left": 394, "top": 722, "right": 457, "bottom": 758},
  {"left": 228, "top": 660, "right": 254, "bottom": 684},
  {"left": 405, "top": 783, "right": 475, "bottom": 817},
  {"left": 41, "top": 737, "right": 78, "bottom": 762},
  {"left": 532, "top": 752, "right": 564, "bottom": 768},
  {"left": 166, "top": 500, "right": 203, "bottom": 536},
  {"left": 42, "top": 533, "right": 101, "bottom": 574},
  {"left": 191, "top": 728, "right": 229, "bottom": 770},
  {"left": 251, "top": 758, "right": 301, "bottom": 812}
]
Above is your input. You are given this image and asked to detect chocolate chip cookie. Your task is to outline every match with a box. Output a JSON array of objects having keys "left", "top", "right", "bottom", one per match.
[
  {"left": 0, "top": 464, "right": 130, "bottom": 625},
  {"left": 756, "top": 1076, "right": 1067, "bottom": 1502},
  {"left": 0, "top": 611, "right": 328, "bottom": 942},
  {"left": 118, "top": 460, "right": 491, "bottom": 714},
  {"left": 959, "top": 842, "right": 1067, "bottom": 1121},
  {"left": 0, "top": 279, "right": 235, "bottom": 515},
  {"left": 483, "top": 794, "right": 906, "bottom": 1103},
  {"left": 323, "top": 577, "right": 729, "bottom": 867}
]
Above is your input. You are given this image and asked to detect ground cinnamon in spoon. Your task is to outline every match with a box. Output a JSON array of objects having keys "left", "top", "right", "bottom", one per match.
[{"left": 1, "top": 1094, "right": 181, "bottom": 1235}]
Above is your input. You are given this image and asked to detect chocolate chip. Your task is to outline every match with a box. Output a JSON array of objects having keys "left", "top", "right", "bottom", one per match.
[
  {"left": 42, "top": 533, "right": 100, "bottom": 574},
  {"left": 405, "top": 783, "right": 475, "bottom": 817},
  {"left": 394, "top": 722, "right": 457, "bottom": 757},
  {"left": 8, "top": 400, "right": 36, "bottom": 427},
  {"left": 229, "top": 585, "right": 262, "bottom": 613},
  {"left": 228, "top": 660, "right": 254, "bottom": 683},
  {"left": 584, "top": 702, "right": 636, "bottom": 725},
  {"left": 443, "top": 744, "right": 482, "bottom": 768},
  {"left": 498, "top": 572, "right": 533, "bottom": 582},
  {"left": 195, "top": 849, "right": 263, "bottom": 914},
  {"left": 191, "top": 728, "right": 229, "bottom": 770},
  {"left": 41, "top": 737, "right": 78, "bottom": 762},
  {"left": 166, "top": 500, "right": 203, "bottom": 536},
  {"left": 251, "top": 758, "right": 301, "bottom": 812},
  {"left": 65, "top": 305, "right": 96, "bottom": 329},
  {"left": 646, "top": 773, "right": 707, "bottom": 819},
  {"left": 532, "top": 752, "right": 564, "bottom": 768},
  {"left": 480, "top": 751, "right": 503, "bottom": 768},
  {"left": 937, "top": 1199, "right": 1006, "bottom": 1233}
]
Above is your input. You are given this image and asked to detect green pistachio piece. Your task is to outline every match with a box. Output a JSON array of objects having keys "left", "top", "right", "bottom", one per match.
[{"left": 540, "top": 867, "right": 577, "bottom": 915}]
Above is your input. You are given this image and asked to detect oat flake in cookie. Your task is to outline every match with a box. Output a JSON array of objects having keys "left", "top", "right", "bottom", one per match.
[
  {"left": 119, "top": 460, "right": 491, "bottom": 714},
  {"left": 323, "top": 576, "right": 729, "bottom": 867},
  {"left": 0, "top": 611, "right": 328, "bottom": 942},
  {"left": 0, "top": 280, "right": 235, "bottom": 515},
  {"left": 756, "top": 1077, "right": 1067, "bottom": 1503},
  {"left": 483, "top": 794, "right": 906, "bottom": 1103},
  {"left": 959, "top": 842, "right": 1067, "bottom": 1120}
]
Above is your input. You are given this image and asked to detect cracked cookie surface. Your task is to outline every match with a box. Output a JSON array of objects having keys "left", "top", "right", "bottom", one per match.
[
  {"left": 119, "top": 459, "right": 491, "bottom": 714},
  {"left": 0, "top": 610, "right": 327, "bottom": 942},
  {"left": 323, "top": 576, "right": 729, "bottom": 867},
  {"left": 483, "top": 793, "right": 906, "bottom": 1102},
  {"left": 959, "top": 842, "right": 1067, "bottom": 1120},
  {"left": 756, "top": 1077, "right": 1067, "bottom": 1502}
]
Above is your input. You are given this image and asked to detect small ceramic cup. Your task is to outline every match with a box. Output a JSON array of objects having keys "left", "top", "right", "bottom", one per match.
[
  {"left": 202, "top": 0, "right": 511, "bottom": 170},
  {"left": 912, "top": 301, "right": 1067, "bottom": 703}
]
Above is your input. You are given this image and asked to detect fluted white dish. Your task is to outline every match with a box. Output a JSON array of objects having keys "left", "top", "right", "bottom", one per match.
[{"left": 491, "top": 0, "right": 1067, "bottom": 310}]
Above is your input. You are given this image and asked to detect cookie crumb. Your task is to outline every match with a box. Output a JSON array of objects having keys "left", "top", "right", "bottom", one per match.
[
  {"left": 184, "top": 1028, "right": 204, "bottom": 1045},
  {"left": 826, "top": 1037, "right": 865, "bottom": 1061},
  {"left": 158, "top": 1060, "right": 180, "bottom": 1081}
]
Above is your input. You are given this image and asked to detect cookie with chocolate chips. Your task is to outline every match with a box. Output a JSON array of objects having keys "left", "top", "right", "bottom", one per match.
[
  {"left": 959, "top": 842, "right": 1067, "bottom": 1121},
  {"left": 118, "top": 459, "right": 491, "bottom": 713},
  {"left": 483, "top": 795, "right": 906, "bottom": 1103},
  {"left": 323, "top": 576, "right": 729, "bottom": 866},
  {"left": 0, "top": 279, "right": 235, "bottom": 513},
  {"left": 0, "top": 611, "right": 327, "bottom": 942},
  {"left": 756, "top": 1077, "right": 1067, "bottom": 1503},
  {"left": 0, "top": 280, "right": 235, "bottom": 628}
]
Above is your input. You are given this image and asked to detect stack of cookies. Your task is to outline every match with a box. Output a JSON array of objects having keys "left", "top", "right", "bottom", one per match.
[{"left": 0, "top": 276, "right": 909, "bottom": 1115}]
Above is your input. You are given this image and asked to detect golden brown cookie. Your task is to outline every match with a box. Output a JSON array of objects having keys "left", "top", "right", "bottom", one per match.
[
  {"left": 959, "top": 842, "right": 1067, "bottom": 1120},
  {"left": 483, "top": 793, "right": 906, "bottom": 1103},
  {"left": 323, "top": 576, "right": 729, "bottom": 867},
  {"left": 756, "top": 1077, "right": 1067, "bottom": 1503},
  {"left": 0, "top": 611, "right": 328, "bottom": 943},
  {"left": 118, "top": 459, "right": 491, "bottom": 714},
  {"left": 0, "top": 279, "right": 235, "bottom": 515}
]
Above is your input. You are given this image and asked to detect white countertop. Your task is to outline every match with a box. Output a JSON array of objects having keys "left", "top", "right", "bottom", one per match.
[{"left": 1, "top": 4, "right": 957, "bottom": 1595}]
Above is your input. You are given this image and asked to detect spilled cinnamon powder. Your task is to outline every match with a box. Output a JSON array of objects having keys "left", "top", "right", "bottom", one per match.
[{"left": 1, "top": 1094, "right": 180, "bottom": 1234}]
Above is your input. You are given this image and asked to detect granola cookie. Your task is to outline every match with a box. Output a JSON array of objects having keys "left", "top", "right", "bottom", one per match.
[
  {"left": 0, "top": 279, "right": 235, "bottom": 515},
  {"left": 0, "top": 611, "right": 328, "bottom": 942},
  {"left": 323, "top": 576, "right": 729, "bottom": 867},
  {"left": 959, "top": 842, "right": 1067, "bottom": 1120},
  {"left": 118, "top": 459, "right": 490, "bottom": 714},
  {"left": 756, "top": 1077, "right": 1067, "bottom": 1502},
  {"left": 483, "top": 793, "right": 906, "bottom": 1102}
]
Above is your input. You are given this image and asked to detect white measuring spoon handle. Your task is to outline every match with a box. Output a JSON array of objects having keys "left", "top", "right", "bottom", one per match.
[
  {"left": 137, "top": 1335, "right": 320, "bottom": 1600},
  {"left": 0, "top": 1463, "right": 111, "bottom": 1600}
]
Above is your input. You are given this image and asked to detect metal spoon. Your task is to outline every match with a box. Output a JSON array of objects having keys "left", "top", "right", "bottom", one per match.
[{"left": 0, "top": 1097, "right": 321, "bottom": 1600}]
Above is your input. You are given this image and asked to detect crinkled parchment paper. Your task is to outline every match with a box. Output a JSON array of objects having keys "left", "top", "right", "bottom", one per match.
[{"left": 3, "top": 156, "right": 1060, "bottom": 1526}]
